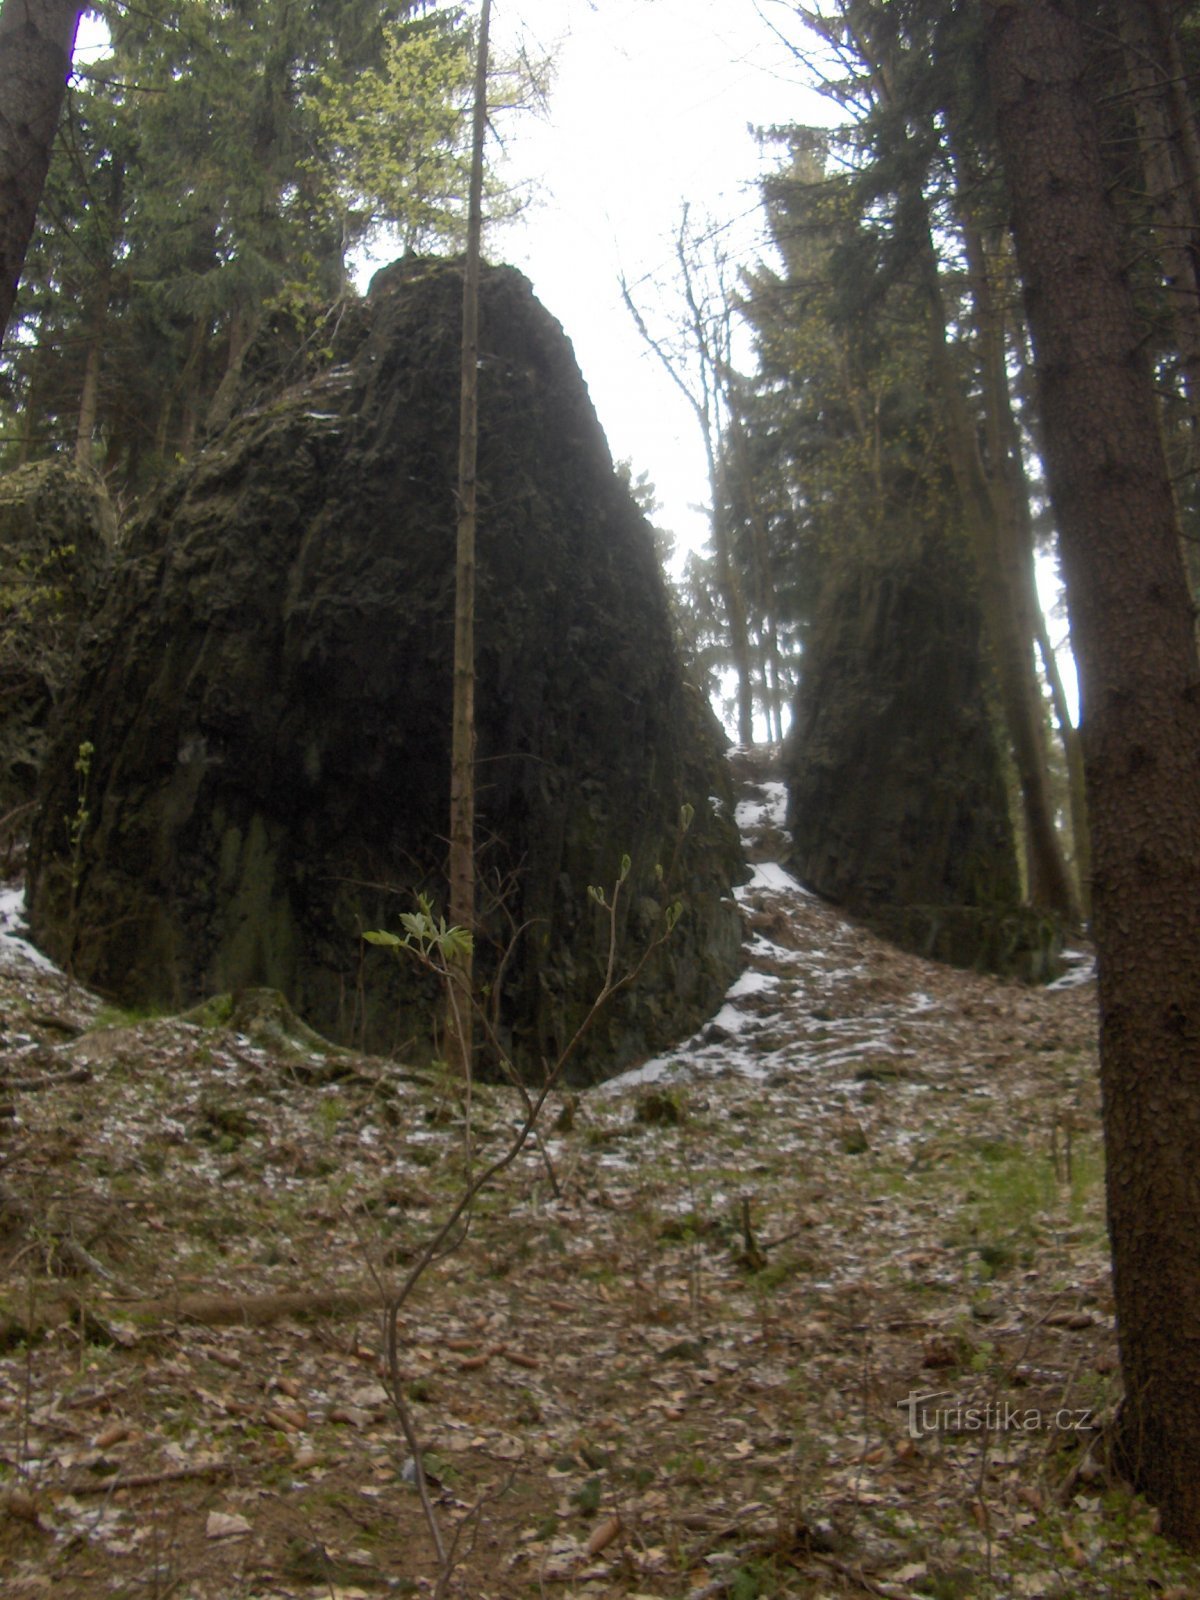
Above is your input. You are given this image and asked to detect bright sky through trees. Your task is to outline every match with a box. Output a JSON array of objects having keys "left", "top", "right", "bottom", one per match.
[
  {"left": 73, "top": 0, "right": 826, "bottom": 558},
  {"left": 478, "top": 0, "right": 835, "bottom": 561}
]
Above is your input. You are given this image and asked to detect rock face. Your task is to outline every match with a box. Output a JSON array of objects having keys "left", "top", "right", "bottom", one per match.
[
  {"left": 0, "top": 462, "right": 115, "bottom": 824},
  {"left": 785, "top": 526, "right": 1057, "bottom": 977},
  {"left": 26, "top": 260, "right": 744, "bottom": 1082}
]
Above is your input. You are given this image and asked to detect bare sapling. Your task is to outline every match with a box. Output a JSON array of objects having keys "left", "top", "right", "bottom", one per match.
[{"left": 362, "top": 813, "right": 691, "bottom": 1594}]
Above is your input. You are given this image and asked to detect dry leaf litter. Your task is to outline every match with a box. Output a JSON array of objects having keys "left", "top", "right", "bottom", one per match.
[{"left": 1, "top": 749, "right": 1195, "bottom": 1600}]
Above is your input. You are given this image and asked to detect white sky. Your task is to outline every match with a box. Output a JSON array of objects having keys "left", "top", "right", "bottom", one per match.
[{"left": 480, "top": 0, "right": 835, "bottom": 561}]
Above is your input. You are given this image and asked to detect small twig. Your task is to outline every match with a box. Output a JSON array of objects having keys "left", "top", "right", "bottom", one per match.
[
  {"left": 61, "top": 1460, "right": 234, "bottom": 1495},
  {"left": 1003, "top": 1291, "right": 1070, "bottom": 1383},
  {"left": 1, "top": 1065, "right": 93, "bottom": 1092},
  {"left": 810, "top": 1552, "right": 927, "bottom": 1599},
  {"left": 434, "top": 1469, "right": 517, "bottom": 1600}
]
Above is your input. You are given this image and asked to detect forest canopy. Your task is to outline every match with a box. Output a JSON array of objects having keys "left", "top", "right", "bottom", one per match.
[{"left": 0, "top": 0, "right": 491, "bottom": 487}]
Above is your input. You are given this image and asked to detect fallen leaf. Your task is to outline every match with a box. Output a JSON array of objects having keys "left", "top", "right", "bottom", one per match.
[
  {"left": 206, "top": 1511, "right": 252, "bottom": 1540},
  {"left": 92, "top": 1422, "right": 131, "bottom": 1450},
  {"left": 500, "top": 1346, "right": 539, "bottom": 1370},
  {"left": 329, "top": 1406, "right": 372, "bottom": 1427},
  {"left": 584, "top": 1514, "right": 622, "bottom": 1557},
  {"left": 264, "top": 1407, "right": 305, "bottom": 1433}
]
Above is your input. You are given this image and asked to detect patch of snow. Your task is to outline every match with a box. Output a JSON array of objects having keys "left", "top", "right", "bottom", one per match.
[
  {"left": 734, "top": 798, "right": 763, "bottom": 832},
  {"left": 726, "top": 969, "right": 779, "bottom": 999},
  {"left": 710, "top": 1002, "right": 754, "bottom": 1034},
  {"left": 734, "top": 787, "right": 789, "bottom": 836},
  {"left": 1047, "top": 951, "right": 1095, "bottom": 990},
  {"left": 760, "top": 780, "right": 788, "bottom": 825},
  {"left": 736, "top": 862, "right": 806, "bottom": 897},
  {"left": 0, "top": 886, "right": 61, "bottom": 974},
  {"left": 598, "top": 1053, "right": 693, "bottom": 1092}
]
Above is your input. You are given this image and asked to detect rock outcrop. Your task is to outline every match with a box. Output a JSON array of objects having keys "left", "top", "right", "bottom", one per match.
[
  {"left": 785, "top": 524, "right": 1059, "bottom": 978},
  {"left": 0, "top": 462, "right": 115, "bottom": 828},
  {"left": 26, "top": 260, "right": 744, "bottom": 1082}
]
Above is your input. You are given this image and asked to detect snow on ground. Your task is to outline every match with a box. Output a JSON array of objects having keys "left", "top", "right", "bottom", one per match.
[
  {"left": 605, "top": 762, "right": 1097, "bottom": 1096},
  {"left": 733, "top": 778, "right": 788, "bottom": 835},
  {"left": 0, "top": 885, "right": 60, "bottom": 975}
]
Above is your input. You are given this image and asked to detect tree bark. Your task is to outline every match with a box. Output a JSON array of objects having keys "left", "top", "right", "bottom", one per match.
[
  {"left": 986, "top": 0, "right": 1200, "bottom": 1547},
  {"left": 205, "top": 303, "right": 261, "bottom": 436},
  {"left": 74, "top": 158, "right": 123, "bottom": 469},
  {"left": 913, "top": 208, "right": 1079, "bottom": 922},
  {"left": 0, "top": 0, "right": 81, "bottom": 348},
  {"left": 446, "top": 0, "right": 490, "bottom": 1076},
  {"left": 1118, "top": 0, "right": 1200, "bottom": 598}
]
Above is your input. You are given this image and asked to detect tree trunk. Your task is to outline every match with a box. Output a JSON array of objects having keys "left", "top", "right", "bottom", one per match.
[
  {"left": 1032, "top": 602, "right": 1091, "bottom": 918},
  {"left": 963, "top": 200, "right": 1089, "bottom": 918},
  {"left": 0, "top": 0, "right": 81, "bottom": 347},
  {"left": 445, "top": 0, "right": 490, "bottom": 1077},
  {"left": 1118, "top": 0, "right": 1200, "bottom": 598},
  {"left": 205, "top": 304, "right": 260, "bottom": 436},
  {"left": 74, "top": 160, "right": 122, "bottom": 469},
  {"left": 727, "top": 399, "right": 786, "bottom": 742},
  {"left": 849, "top": 30, "right": 1078, "bottom": 923},
  {"left": 913, "top": 211, "right": 1079, "bottom": 922},
  {"left": 711, "top": 455, "right": 756, "bottom": 746},
  {"left": 987, "top": 0, "right": 1200, "bottom": 1547}
]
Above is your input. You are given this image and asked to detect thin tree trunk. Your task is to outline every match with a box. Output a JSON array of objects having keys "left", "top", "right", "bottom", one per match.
[
  {"left": 174, "top": 313, "right": 210, "bottom": 461},
  {"left": 15, "top": 306, "right": 50, "bottom": 463},
  {"left": 445, "top": 0, "right": 490, "bottom": 1077},
  {"left": 711, "top": 453, "right": 756, "bottom": 746},
  {"left": 1149, "top": 0, "right": 1200, "bottom": 248},
  {"left": 621, "top": 225, "right": 758, "bottom": 746},
  {"left": 74, "top": 322, "right": 100, "bottom": 466},
  {"left": 727, "top": 399, "right": 786, "bottom": 742},
  {"left": 961, "top": 195, "right": 1088, "bottom": 918},
  {"left": 1031, "top": 604, "right": 1090, "bottom": 919},
  {"left": 205, "top": 304, "right": 260, "bottom": 436},
  {"left": 987, "top": 0, "right": 1200, "bottom": 1547},
  {"left": 0, "top": 0, "right": 81, "bottom": 347},
  {"left": 74, "top": 159, "right": 122, "bottom": 469},
  {"left": 913, "top": 210, "right": 1078, "bottom": 922}
]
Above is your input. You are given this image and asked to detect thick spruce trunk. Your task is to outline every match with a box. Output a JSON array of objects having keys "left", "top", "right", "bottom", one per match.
[
  {"left": 987, "top": 0, "right": 1200, "bottom": 1547},
  {"left": 0, "top": 0, "right": 80, "bottom": 345}
]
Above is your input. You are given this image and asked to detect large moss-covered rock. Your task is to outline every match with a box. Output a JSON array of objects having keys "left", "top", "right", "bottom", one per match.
[
  {"left": 785, "top": 524, "right": 1058, "bottom": 978},
  {"left": 26, "top": 261, "right": 744, "bottom": 1081},
  {"left": 0, "top": 462, "right": 115, "bottom": 822}
]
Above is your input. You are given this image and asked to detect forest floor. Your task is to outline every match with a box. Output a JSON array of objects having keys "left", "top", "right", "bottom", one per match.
[{"left": 2, "top": 750, "right": 1199, "bottom": 1600}]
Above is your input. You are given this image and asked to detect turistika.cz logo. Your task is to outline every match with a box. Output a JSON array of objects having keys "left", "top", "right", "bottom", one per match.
[{"left": 898, "top": 1391, "right": 1096, "bottom": 1440}]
